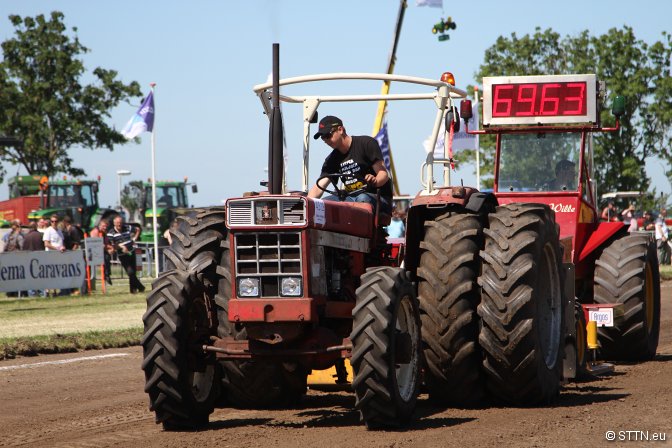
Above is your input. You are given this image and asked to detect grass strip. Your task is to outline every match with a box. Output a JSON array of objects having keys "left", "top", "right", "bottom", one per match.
[
  {"left": 0, "top": 327, "right": 143, "bottom": 360},
  {"left": 1, "top": 267, "right": 669, "bottom": 361}
]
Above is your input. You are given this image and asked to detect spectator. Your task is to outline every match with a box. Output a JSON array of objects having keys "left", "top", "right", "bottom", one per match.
[
  {"left": 37, "top": 218, "right": 49, "bottom": 233},
  {"left": 385, "top": 207, "right": 406, "bottom": 238},
  {"left": 2, "top": 220, "right": 24, "bottom": 252},
  {"left": 62, "top": 216, "right": 84, "bottom": 251},
  {"left": 2, "top": 220, "right": 24, "bottom": 297},
  {"left": 621, "top": 203, "right": 638, "bottom": 232},
  {"left": 43, "top": 215, "right": 65, "bottom": 252},
  {"left": 90, "top": 219, "right": 113, "bottom": 285},
  {"left": 108, "top": 216, "right": 145, "bottom": 294},
  {"left": 23, "top": 221, "right": 45, "bottom": 297},
  {"left": 655, "top": 208, "right": 670, "bottom": 265},
  {"left": 23, "top": 221, "right": 45, "bottom": 251},
  {"left": 163, "top": 219, "right": 179, "bottom": 246},
  {"left": 601, "top": 201, "right": 617, "bottom": 221},
  {"left": 62, "top": 216, "right": 86, "bottom": 295},
  {"left": 642, "top": 210, "right": 655, "bottom": 231},
  {"left": 42, "top": 215, "right": 65, "bottom": 297}
]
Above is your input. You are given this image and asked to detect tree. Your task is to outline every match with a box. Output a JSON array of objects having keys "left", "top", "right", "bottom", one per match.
[
  {"left": 0, "top": 11, "right": 141, "bottom": 184},
  {"left": 467, "top": 27, "right": 672, "bottom": 196}
]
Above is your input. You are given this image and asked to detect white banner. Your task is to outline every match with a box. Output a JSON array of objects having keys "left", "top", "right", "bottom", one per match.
[
  {"left": 0, "top": 250, "right": 86, "bottom": 292},
  {"left": 424, "top": 102, "right": 480, "bottom": 158}
]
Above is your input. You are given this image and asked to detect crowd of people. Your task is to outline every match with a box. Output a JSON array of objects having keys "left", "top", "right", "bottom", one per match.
[
  {"left": 601, "top": 201, "right": 670, "bottom": 265},
  {"left": 1, "top": 214, "right": 145, "bottom": 297}
]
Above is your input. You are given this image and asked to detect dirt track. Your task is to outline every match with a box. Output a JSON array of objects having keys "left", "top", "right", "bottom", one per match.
[{"left": 1, "top": 284, "right": 671, "bottom": 448}]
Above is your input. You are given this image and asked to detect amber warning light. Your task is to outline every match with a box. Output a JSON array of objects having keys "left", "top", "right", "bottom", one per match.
[{"left": 440, "top": 72, "right": 455, "bottom": 86}]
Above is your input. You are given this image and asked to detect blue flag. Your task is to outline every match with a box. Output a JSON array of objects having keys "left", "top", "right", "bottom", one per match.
[
  {"left": 374, "top": 121, "right": 391, "bottom": 172},
  {"left": 121, "top": 92, "right": 155, "bottom": 139}
]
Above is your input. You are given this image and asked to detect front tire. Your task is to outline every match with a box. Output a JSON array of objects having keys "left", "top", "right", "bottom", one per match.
[
  {"left": 142, "top": 272, "right": 221, "bottom": 429},
  {"left": 350, "top": 267, "right": 421, "bottom": 429},
  {"left": 142, "top": 208, "right": 226, "bottom": 429},
  {"left": 417, "top": 211, "right": 484, "bottom": 406},
  {"left": 594, "top": 234, "right": 660, "bottom": 360},
  {"left": 477, "top": 203, "right": 565, "bottom": 405}
]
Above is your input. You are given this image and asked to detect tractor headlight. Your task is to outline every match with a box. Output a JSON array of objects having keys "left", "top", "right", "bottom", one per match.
[
  {"left": 238, "top": 278, "right": 259, "bottom": 297},
  {"left": 281, "top": 277, "right": 302, "bottom": 297}
]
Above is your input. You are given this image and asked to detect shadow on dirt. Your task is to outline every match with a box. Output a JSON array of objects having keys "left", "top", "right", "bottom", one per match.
[
  {"left": 207, "top": 418, "right": 273, "bottom": 430},
  {"left": 208, "top": 393, "right": 476, "bottom": 430}
]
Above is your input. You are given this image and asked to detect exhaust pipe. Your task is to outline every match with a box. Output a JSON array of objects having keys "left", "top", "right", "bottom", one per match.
[{"left": 268, "top": 43, "right": 284, "bottom": 195}]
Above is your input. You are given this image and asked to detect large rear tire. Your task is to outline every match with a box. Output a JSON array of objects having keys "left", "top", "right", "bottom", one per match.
[
  {"left": 594, "top": 234, "right": 660, "bottom": 360},
  {"left": 214, "top": 235, "right": 307, "bottom": 408},
  {"left": 351, "top": 267, "right": 421, "bottom": 429},
  {"left": 142, "top": 208, "right": 227, "bottom": 429},
  {"left": 417, "top": 211, "right": 483, "bottom": 406},
  {"left": 478, "top": 203, "right": 565, "bottom": 405}
]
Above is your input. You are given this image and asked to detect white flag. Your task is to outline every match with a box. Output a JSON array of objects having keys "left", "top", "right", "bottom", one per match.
[
  {"left": 416, "top": 0, "right": 443, "bottom": 7},
  {"left": 424, "top": 102, "right": 479, "bottom": 158}
]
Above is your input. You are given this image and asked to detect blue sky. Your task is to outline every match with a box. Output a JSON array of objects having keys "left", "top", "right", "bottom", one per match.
[{"left": 1, "top": 0, "right": 670, "bottom": 208}]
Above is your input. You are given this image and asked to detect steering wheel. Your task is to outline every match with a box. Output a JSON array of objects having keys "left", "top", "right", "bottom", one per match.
[{"left": 316, "top": 173, "right": 367, "bottom": 201}]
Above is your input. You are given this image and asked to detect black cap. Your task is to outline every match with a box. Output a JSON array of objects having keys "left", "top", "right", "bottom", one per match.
[{"left": 313, "top": 115, "right": 343, "bottom": 140}]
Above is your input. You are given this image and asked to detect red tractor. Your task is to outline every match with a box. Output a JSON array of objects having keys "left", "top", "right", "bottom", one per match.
[
  {"left": 141, "top": 45, "right": 474, "bottom": 429},
  {"left": 455, "top": 74, "right": 661, "bottom": 401}
]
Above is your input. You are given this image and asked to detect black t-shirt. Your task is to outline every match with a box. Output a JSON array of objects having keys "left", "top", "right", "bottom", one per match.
[
  {"left": 64, "top": 225, "right": 84, "bottom": 250},
  {"left": 319, "top": 135, "right": 392, "bottom": 202}
]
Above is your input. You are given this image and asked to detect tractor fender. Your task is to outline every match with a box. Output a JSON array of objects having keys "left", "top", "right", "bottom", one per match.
[
  {"left": 578, "top": 221, "right": 628, "bottom": 262},
  {"left": 465, "top": 191, "right": 498, "bottom": 214},
  {"left": 403, "top": 188, "right": 497, "bottom": 276}
]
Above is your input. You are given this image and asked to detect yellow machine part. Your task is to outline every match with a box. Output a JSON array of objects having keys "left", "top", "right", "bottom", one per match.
[
  {"left": 307, "top": 359, "right": 353, "bottom": 385},
  {"left": 586, "top": 320, "right": 599, "bottom": 350}
]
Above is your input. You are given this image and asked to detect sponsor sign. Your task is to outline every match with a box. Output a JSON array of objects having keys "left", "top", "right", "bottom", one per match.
[
  {"left": 84, "top": 237, "right": 105, "bottom": 266},
  {"left": 313, "top": 199, "right": 326, "bottom": 226},
  {"left": 0, "top": 250, "right": 86, "bottom": 292},
  {"left": 588, "top": 308, "right": 614, "bottom": 327}
]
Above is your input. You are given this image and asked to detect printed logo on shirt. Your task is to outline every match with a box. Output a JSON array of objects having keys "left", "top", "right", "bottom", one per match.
[{"left": 340, "top": 159, "right": 365, "bottom": 192}]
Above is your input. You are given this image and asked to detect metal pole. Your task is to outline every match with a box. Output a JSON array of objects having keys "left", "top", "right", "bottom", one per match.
[
  {"left": 371, "top": 0, "right": 406, "bottom": 196},
  {"left": 149, "top": 83, "right": 160, "bottom": 278},
  {"left": 475, "top": 87, "right": 480, "bottom": 190}
]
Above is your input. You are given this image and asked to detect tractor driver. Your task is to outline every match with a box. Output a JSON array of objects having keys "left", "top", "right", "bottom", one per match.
[
  {"left": 548, "top": 159, "right": 576, "bottom": 191},
  {"left": 308, "top": 115, "right": 392, "bottom": 215}
]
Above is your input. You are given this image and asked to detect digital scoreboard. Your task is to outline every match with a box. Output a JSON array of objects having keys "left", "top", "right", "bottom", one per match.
[{"left": 482, "top": 74, "right": 597, "bottom": 126}]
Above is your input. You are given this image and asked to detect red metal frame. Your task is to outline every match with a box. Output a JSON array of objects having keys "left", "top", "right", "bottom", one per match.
[{"left": 464, "top": 116, "right": 623, "bottom": 281}]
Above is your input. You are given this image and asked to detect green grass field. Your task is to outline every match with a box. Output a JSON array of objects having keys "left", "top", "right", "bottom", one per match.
[{"left": 0, "top": 277, "right": 150, "bottom": 359}]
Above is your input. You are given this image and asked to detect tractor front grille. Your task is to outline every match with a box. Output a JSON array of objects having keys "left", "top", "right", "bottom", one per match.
[
  {"left": 234, "top": 232, "right": 303, "bottom": 297},
  {"left": 227, "top": 197, "right": 306, "bottom": 227}
]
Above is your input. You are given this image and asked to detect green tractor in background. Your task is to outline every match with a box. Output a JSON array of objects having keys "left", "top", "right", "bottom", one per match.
[
  {"left": 27, "top": 178, "right": 118, "bottom": 233},
  {"left": 138, "top": 179, "right": 197, "bottom": 244},
  {"left": 8, "top": 174, "right": 46, "bottom": 198}
]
